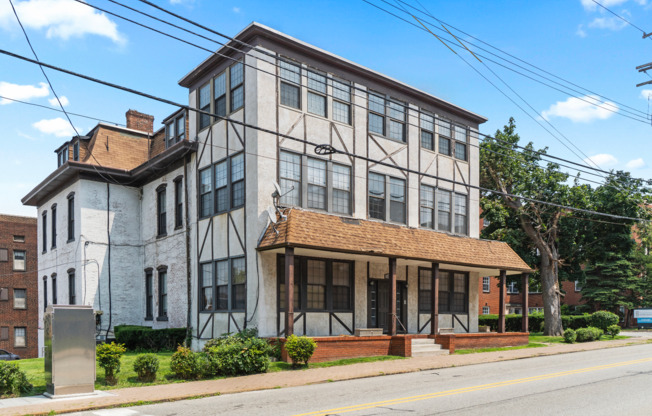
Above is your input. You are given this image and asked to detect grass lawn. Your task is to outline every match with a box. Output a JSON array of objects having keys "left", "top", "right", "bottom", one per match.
[
  {"left": 453, "top": 332, "right": 630, "bottom": 354},
  {"left": 454, "top": 342, "right": 548, "bottom": 354},
  {"left": 13, "top": 353, "right": 402, "bottom": 396}
]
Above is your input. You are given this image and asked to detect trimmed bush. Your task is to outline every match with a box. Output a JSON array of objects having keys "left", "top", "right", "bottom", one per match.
[
  {"left": 567, "top": 315, "right": 591, "bottom": 330},
  {"left": 0, "top": 361, "right": 32, "bottom": 398},
  {"left": 96, "top": 342, "right": 127, "bottom": 385},
  {"left": 576, "top": 326, "right": 603, "bottom": 343},
  {"left": 203, "top": 335, "right": 271, "bottom": 377},
  {"left": 133, "top": 354, "right": 160, "bottom": 382},
  {"left": 563, "top": 329, "right": 577, "bottom": 344},
  {"left": 477, "top": 314, "right": 545, "bottom": 332},
  {"left": 590, "top": 311, "right": 619, "bottom": 332},
  {"left": 114, "top": 325, "right": 186, "bottom": 352},
  {"left": 606, "top": 324, "right": 621, "bottom": 339},
  {"left": 170, "top": 346, "right": 201, "bottom": 380},
  {"left": 284, "top": 335, "right": 317, "bottom": 366}
]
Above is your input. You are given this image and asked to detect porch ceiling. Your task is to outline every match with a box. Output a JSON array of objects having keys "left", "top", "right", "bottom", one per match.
[{"left": 257, "top": 209, "right": 533, "bottom": 275}]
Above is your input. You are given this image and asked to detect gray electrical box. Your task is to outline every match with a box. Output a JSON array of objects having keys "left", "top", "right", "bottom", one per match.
[{"left": 44, "top": 305, "right": 96, "bottom": 396}]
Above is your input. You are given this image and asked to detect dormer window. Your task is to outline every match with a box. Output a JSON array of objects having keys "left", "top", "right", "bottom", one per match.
[
  {"left": 57, "top": 147, "right": 68, "bottom": 167},
  {"left": 73, "top": 142, "right": 79, "bottom": 161},
  {"left": 166, "top": 114, "right": 186, "bottom": 148}
]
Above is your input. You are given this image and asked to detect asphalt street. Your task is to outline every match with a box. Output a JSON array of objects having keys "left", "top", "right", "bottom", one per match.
[{"left": 67, "top": 341, "right": 652, "bottom": 416}]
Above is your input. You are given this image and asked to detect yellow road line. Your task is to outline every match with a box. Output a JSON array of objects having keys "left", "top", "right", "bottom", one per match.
[{"left": 293, "top": 357, "right": 652, "bottom": 416}]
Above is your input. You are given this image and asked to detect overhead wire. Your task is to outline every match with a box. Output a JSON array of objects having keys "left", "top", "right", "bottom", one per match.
[
  {"left": 0, "top": 95, "right": 123, "bottom": 125},
  {"left": 590, "top": 0, "right": 652, "bottom": 38}
]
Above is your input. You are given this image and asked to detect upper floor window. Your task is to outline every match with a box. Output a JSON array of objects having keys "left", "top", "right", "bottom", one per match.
[
  {"left": 279, "top": 151, "right": 351, "bottom": 215},
  {"left": 420, "top": 112, "right": 435, "bottom": 151},
  {"left": 43, "top": 276, "right": 48, "bottom": 311},
  {"left": 174, "top": 177, "right": 183, "bottom": 229},
  {"left": 73, "top": 142, "right": 79, "bottom": 161},
  {"left": 332, "top": 78, "right": 351, "bottom": 124},
  {"left": 13, "top": 289, "right": 26, "bottom": 309},
  {"left": 454, "top": 125, "right": 468, "bottom": 161},
  {"left": 52, "top": 274, "right": 58, "bottom": 305},
  {"left": 421, "top": 187, "right": 467, "bottom": 235},
  {"left": 439, "top": 120, "right": 452, "bottom": 157},
  {"left": 51, "top": 204, "right": 57, "bottom": 249},
  {"left": 307, "top": 70, "right": 327, "bottom": 117},
  {"left": 482, "top": 276, "right": 490, "bottom": 293},
  {"left": 437, "top": 188, "right": 452, "bottom": 233},
  {"left": 199, "top": 153, "right": 245, "bottom": 218},
  {"left": 13, "top": 250, "right": 25, "bottom": 271},
  {"left": 368, "top": 92, "right": 406, "bottom": 142},
  {"left": 0, "top": 249, "right": 7, "bottom": 262},
  {"left": 507, "top": 278, "right": 519, "bottom": 294},
  {"left": 67, "top": 193, "right": 75, "bottom": 242},
  {"left": 166, "top": 114, "right": 186, "bottom": 148},
  {"left": 12, "top": 235, "right": 24, "bottom": 243},
  {"left": 68, "top": 270, "right": 76, "bottom": 305},
  {"left": 454, "top": 193, "right": 468, "bottom": 235},
  {"left": 157, "top": 186, "right": 167, "bottom": 237},
  {"left": 214, "top": 72, "right": 227, "bottom": 117},
  {"left": 230, "top": 62, "right": 244, "bottom": 112},
  {"left": 201, "top": 257, "right": 246, "bottom": 312},
  {"left": 368, "top": 172, "right": 406, "bottom": 223},
  {"left": 42, "top": 211, "right": 47, "bottom": 253},
  {"left": 575, "top": 280, "right": 582, "bottom": 292},
  {"left": 57, "top": 147, "right": 67, "bottom": 167},
  {"left": 198, "top": 83, "right": 211, "bottom": 130},
  {"left": 279, "top": 59, "right": 301, "bottom": 109}
]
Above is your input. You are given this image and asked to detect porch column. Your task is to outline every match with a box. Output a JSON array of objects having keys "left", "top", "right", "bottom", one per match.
[
  {"left": 522, "top": 273, "right": 530, "bottom": 333},
  {"left": 389, "top": 257, "right": 397, "bottom": 336},
  {"left": 285, "top": 247, "right": 294, "bottom": 337},
  {"left": 430, "top": 263, "right": 440, "bottom": 336},
  {"left": 498, "top": 270, "right": 507, "bottom": 333}
]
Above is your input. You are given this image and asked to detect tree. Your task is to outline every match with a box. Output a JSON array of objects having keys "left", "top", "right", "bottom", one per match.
[{"left": 480, "top": 118, "right": 588, "bottom": 335}]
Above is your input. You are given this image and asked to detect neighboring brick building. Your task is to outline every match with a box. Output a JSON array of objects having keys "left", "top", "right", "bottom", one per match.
[{"left": 0, "top": 215, "right": 38, "bottom": 358}]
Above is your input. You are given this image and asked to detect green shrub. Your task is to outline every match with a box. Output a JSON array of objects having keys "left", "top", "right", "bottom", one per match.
[
  {"left": 96, "top": 342, "right": 127, "bottom": 385},
  {"left": 203, "top": 336, "right": 270, "bottom": 377},
  {"left": 590, "top": 311, "right": 619, "bottom": 332},
  {"left": 170, "top": 346, "right": 201, "bottom": 380},
  {"left": 133, "top": 354, "right": 160, "bottom": 382},
  {"left": 284, "top": 335, "right": 317, "bottom": 366},
  {"left": 114, "top": 325, "right": 186, "bottom": 352},
  {"left": 606, "top": 324, "right": 621, "bottom": 338},
  {"left": 567, "top": 315, "right": 591, "bottom": 330},
  {"left": 0, "top": 361, "right": 32, "bottom": 398},
  {"left": 576, "top": 326, "right": 603, "bottom": 342},
  {"left": 563, "top": 329, "right": 577, "bottom": 344}
]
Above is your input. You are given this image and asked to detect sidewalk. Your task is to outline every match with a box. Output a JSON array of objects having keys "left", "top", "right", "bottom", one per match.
[{"left": 2, "top": 335, "right": 649, "bottom": 416}]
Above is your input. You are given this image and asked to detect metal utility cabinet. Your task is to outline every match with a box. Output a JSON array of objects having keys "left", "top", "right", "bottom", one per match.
[{"left": 44, "top": 305, "right": 96, "bottom": 396}]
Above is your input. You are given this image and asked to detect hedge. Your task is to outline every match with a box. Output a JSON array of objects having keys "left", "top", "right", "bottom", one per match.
[
  {"left": 478, "top": 313, "right": 591, "bottom": 332},
  {"left": 114, "top": 325, "right": 186, "bottom": 352}
]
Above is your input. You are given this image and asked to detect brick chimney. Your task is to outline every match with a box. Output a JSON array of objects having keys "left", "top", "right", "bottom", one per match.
[{"left": 125, "top": 109, "right": 154, "bottom": 134}]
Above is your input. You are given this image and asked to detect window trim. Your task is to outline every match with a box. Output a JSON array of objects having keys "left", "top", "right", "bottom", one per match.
[
  {"left": 368, "top": 171, "right": 406, "bottom": 224},
  {"left": 331, "top": 77, "right": 352, "bottom": 125},
  {"left": 174, "top": 176, "right": 183, "bottom": 229},
  {"left": 367, "top": 91, "right": 407, "bottom": 143},
  {"left": 199, "top": 256, "right": 247, "bottom": 313},
  {"left": 306, "top": 68, "right": 328, "bottom": 118},
  {"left": 278, "top": 57, "right": 302, "bottom": 110},
  {"left": 144, "top": 268, "right": 153, "bottom": 320},
  {"left": 42, "top": 210, "right": 47, "bottom": 253},
  {"left": 68, "top": 268, "right": 76, "bottom": 305},
  {"left": 13, "top": 250, "right": 26, "bottom": 272},
  {"left": 51, "top": 273, "right": 57, "bottom": 305},
  {"left": 156, "top": 184, "right": 167, "bottom": 238},
  {"left": 482, "top": 306, "right": 490, "bottom": 315},
  {"left": 51, "top": 203, "right": 57, "bottom": 249},
  {"left": 157, "top": 266, "right": 168, "bottom": 321},
  {"left": 67, "top": 192, "right": 75, "bottom": 243},
  {"left": 166, "top": 114, "right": 186, "bottom": 149},
  {"left": 14, "top": 327, "right": 26, "bottom": 348},
  {"left": 482, "top": 276, "right": 491, "bottom": 293},
  {"left": 43, "top": 276, "right": 48, "bottom": 312},
  {"left": 13, "top": 288, "right": 26, "bottom": 310},
  {"left": 200, "top": 152, "right": 246, "bottom": 219}
]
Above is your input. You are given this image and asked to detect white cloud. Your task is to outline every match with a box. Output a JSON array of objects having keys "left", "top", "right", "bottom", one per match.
[
  {"left": 640, "top": 89, "right": 652, "bottom": 99},
  {"left": 541, "top": 95, "right": 617, "bottom": 123},
  {"left": 48, "top": 95, "right": 69, "bottom": 107},
  {"left": 233, "top": 7, "right": 241, "bottom": 13},
  {"left": 580, "top": 0, "right": 643, "bottom": 11},
  {"left": 584, "top": 153, "right": 619, "bottom": 167},
  {"left": 626, "top": 158, "right": 645, "bottom": 169},
  {"left": 32, "top": 117, "right": 75, "bottom": 137},
  {"left": 0, "top": 81, "right": 49, "bottom": 104},
  {"left": 576, "top": 24, "right": 587, "bottom": 37},
  {"left": 0, "top": 0, "right": 126, "bottom": 45},
  {"left": 588, "top": 15, "right": 629, "bottom": 31}
]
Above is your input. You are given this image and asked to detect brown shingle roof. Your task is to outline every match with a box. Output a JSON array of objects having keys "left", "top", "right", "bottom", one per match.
[{"left": 258, "top": 209, "right": 532, "bottom": 272}]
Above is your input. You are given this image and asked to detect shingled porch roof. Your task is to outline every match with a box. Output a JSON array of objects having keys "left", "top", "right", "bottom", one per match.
[{"left": 258, "top": 209, "right": 532, "bottom": 273}]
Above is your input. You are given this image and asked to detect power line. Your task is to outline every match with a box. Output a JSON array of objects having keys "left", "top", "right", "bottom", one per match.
[
  {"left": 0, "top": 95, "right": 123, "bottom": 125},
  {"left": 591, "top": 0, "right": 652, "bottom": 38},
  {"left": 1, "top": 47, "right": 647, "bottom": 223}
]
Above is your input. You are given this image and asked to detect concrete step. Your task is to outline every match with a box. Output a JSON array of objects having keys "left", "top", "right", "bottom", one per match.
[
  {"left": 411, "top": 338, "right": 437, "bottom": 345},
  {"left": 411, "top": 344, "right": 443, "bottom": 353},
  {"left": 412, "top": 348, "right": 449, "bottom": 357}
]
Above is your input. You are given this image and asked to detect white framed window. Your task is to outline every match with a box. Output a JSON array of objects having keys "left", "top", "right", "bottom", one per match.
[
  {"left": 507, "top": 279, "right": 519, "bottom": 294},
  {"left": 453, "top": 125, "right": 468, "bottom": 161},
  {"left": 166, "top": 114, "right": 186, "bottom": 148},
  {"left": 482, "top": 276, "right": 490, "bottom": 293},
  {"left": 482, "top": 306, "right": 490, "bottom": 315},
  {"left": 575, "top": 280, "right": 582, "bottom": 292},
  {"left": 420, "top": 112, "right": 434, "bottom": 151},
  {"left": 307, "top": 70, "right": 327, "bottom": 117},
  {"left": 279, "top": 59, "right": 301, "bottom": 109},
  {"left": 13, "top": 250, "right": 25, "bottom": 271},
  {"left": 14, "top": 327, "right": 26, "bottom": 347},
  {"left": 421, "top": 185, "right": 468, "bottom": 235},
  {"left": 367, "top": 92, "right": 406, "bottom": 142},
  {"left": 332, "top": 78, "right": 351, "bottom": 124}
]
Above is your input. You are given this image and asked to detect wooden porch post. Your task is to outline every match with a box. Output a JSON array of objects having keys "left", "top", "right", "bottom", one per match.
[
  {"left": 389, "top": 257, "right": 397, "bottom": 336},
  {"left": 498, "top": 270, "right": 507, "bottom": 333},
  {"left": 522, "top": 273, "right": 530, "bottom": 333},
  {"left": 285, "top": 247, "right": 294, "bottom": 337},
  {"left": 430, "top": 263, "right": 440, "bottom": 336}
]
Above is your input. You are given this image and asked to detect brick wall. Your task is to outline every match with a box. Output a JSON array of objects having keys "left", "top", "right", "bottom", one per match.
[
  {"left": 126, "top": 110, "right": 154, "bottom": 134},
  {"left": 0, "top": 215, "right": 38, "bottom": 358},
  {"left": 435, "top": 332, "right": 529, "bottom": 354}
]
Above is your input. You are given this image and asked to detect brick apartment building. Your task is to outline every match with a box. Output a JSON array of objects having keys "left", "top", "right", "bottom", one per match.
[{"left": 0, "top": 215, "right": 38, "bottom": 358}]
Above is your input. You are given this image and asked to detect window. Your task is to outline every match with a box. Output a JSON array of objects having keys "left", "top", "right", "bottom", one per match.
[
  {"left": 368, "top": 92, "right": 385, "bottom": 135},
  {"left": 332, "top": 78, "right": 351, "bottom": 124},
  {"left": 43, "top": 276, "right": 48, "bottom": 312},
  {"left": 73, "top": 142, "right": 79, "bottom": 161},
  {"left": 57, "top": 147, "right": 67, "bottom": 167},
  {"left": 199, "top": 168, "right": 212, "bottom": 218},
  {"left": 388, "top": 101, "right": 406, "bottom": 142},
  {"left": 145, "top": 269, "right": 153, "bottom": 319},
  {"left": 575, "top": 280, "right": 582, "bottom": 292},
  {"left": 507, "top": 278, "right": 519, "bottom": 294},
  {"left": 0, "top": 327, "right": 7, "bottom": 341},
  {"left": 454, "top": 125, "right": 468, "bottom": 161},
  {"left": 279, "top": 151, "right": 301, "bottom": 206},
  {"left": 454, "top": 193, "right": 468, "bottom": 235},
  {"left": 198, "top": 83, "right": 211, "bottom": 130},
  {"left": 307, "top": 158, "right": 327, "bottom": 210},
  {"left": 13, "top": 235, "right": 25, "bottom": 243},
  {"left": 0, "top": 288, "right": 7, "bottom": 301},
  {"left": 418, "top": 268, "right": 432, "bottom": 313},
  {"left": 368, "top": 172, "right": 386, "bottom": 221},
  {"left": 332, "top": 164, "right": 351, "bottom": 214},
  {"left": 438, "top": 271, "right": 468, "bottom": 313},
  {"left": 214, "top": 72, "right": 227, "bottom": 117},
  {"left": 280, "top": 59, "right": 301, "bottom": 109},
  {"left": 67, "top": 193, "right": 74, "bottom": 242},
  {"left": 201, "top": 257, "right": 246, "bottom": 312},
  {"left": 0, "top": 249, "right": 6, "bottom": 262},
  {"left": 482, "top": 306, "right": 490, "bottom": 315},
  {"left": 231, "top": 153, "right": 245, "bottom": 208},
  {"left": 439, "top": 120, "right": 451, "bottom": 156},
  {"left": 51, "top": 204, "right": 57, "bottom": 249},
  {"left": 166, "top": 114, "right": 186, "bottom": 148},
  {"left": 13, "top": 250, "right": 25, "bottom": 271},
  {"left": 68, "top": 270, "right": 76, "bottom": 305},
  {"left": 157, "top": 186, "right": 167, "bottom": 237},
  {"left": 420, "top": 185, "right": 435, "bottom": 229},
  {"left": 215, "top": 160, "right": 228, "bottom": 212},
  {"left": 278, "top": 255, "right": 353, "bottom": 312},
  {"left": 52, "top": 274, "right": 57, "bottom": 305},
  {"left": 389, "top": 177, "right": 406, "bottom": 223},
  {"left": 42, "top": 211, "right": 47, "bottom": 253},
  {"left": 529, "top": 307, "right": 543, "bottom": 314},
  {"left": 14, "top": 327, "right": 26, "bottom": 348},
  {"left": 307, "top": 70, "right": 327, "bottom": 117},
  {"left": 368, "top": 93, "right": 406, "bottom": 142},
  {"left": 483, "top": 276, "right": 490, "bottom": 293},
  {"left": 174, "top": 178, "right": 183, "bottom": 228},
  {"left": 420, "top": 112, "right": 434, "bottom": 150},
  {"left": 158, "top": 268, "right": 167, "bottom": 319},
  {"left": 230, "top": 62, "right": 244, "bottom": 112},
  {"left": 368, "top": 173, "right": 405, "bottom": 223},
  {"left": 437, "top": 189, "right": 452, "bottom": 232}
]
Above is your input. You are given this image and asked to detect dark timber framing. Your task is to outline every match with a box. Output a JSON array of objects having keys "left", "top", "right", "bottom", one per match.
[
  {"left": 522, "top": 272, "right": 530, "bottom": 333},
  {"left": 285, "top": 247, "right": 295, "bottom": 337},
  {"left": 498, "top": 269, "right": 507, "bottom": 333},
  {"left": 431, "top": 262, "right": 439, "bottom": 335},
  {"left": 389, "top": 257, "right": 397, "bottom": 336}
]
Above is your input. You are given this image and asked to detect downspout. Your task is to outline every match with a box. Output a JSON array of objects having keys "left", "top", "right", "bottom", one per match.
[
  {"left": 105, "top": 183, "right": 113, "bottom": 340},
  {"left": 184, "top": 154, "right": 192, "bottom": 345}
]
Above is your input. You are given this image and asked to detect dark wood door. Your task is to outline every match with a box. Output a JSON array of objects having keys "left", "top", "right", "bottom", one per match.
[{"left": 368, "top": 280, "right": 407, "bottom": 333}]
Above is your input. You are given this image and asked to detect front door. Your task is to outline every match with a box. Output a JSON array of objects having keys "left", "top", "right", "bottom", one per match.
[{"left": 368, "top": 280, "right": 407, "bottom": 333}]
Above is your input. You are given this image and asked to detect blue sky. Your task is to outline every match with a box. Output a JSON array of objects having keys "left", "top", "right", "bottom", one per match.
[{"left": 1, "top": 0, "right": 651, "bottom": 216}]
